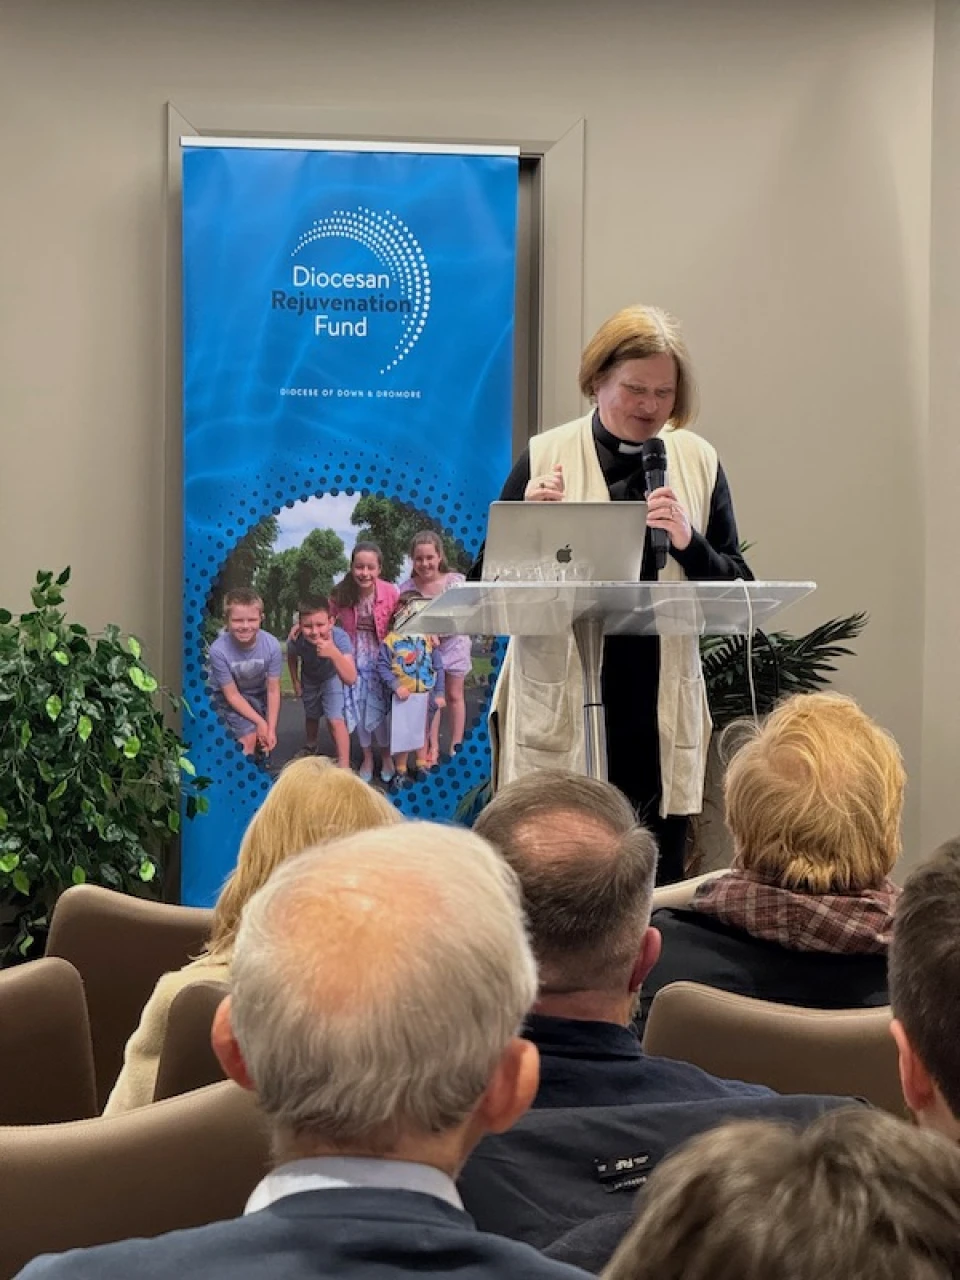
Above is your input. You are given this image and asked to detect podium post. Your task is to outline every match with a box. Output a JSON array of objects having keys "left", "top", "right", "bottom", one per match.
[
  {"left": 572, "top": 617, "right": 607, "bottom": 779},
  {"left": 401, "top": 581, "right": 816, "bottom": 784}
]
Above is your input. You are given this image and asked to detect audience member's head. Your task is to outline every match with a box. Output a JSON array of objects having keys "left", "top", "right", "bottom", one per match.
[
  {"left": 724, "top": 691, "right": 905, "bottom": 893},
  {"left": 204, "top": 756, "right": 400, "bottom": 962},
  {"left": 889, "top": 836, "right": 960, "bottom": 1140},
  {"left": 212, "top": 823, "right": 540, "bottom": 1171},
  {"left": 474, "top": 770, "right": 659, "bottom": 1023},
  {"left": 604, "top": 1107, "right": 960, "bottom": 1280}
]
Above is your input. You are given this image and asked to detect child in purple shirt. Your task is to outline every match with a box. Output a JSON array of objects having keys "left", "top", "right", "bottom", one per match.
[{"left": 207, "top": 589, "right": 282, "bottom": 757}]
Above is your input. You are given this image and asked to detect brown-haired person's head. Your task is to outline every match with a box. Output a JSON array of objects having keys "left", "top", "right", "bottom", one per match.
[
  {"left": 578, "top": 305, "right": 697, "bottom": 443},
  {"left": 474, "top": 770, "right": 659, "bottom": 1025},
  {"left": 330, "top": 541, "right": 383, "bottom": 608},
  {"left": 297, "top": 596, "right": 335, "bottom": 648},
  {"left": 205, "top": 756, "right": 401, "bottom": 963},
  {"left": 604, "top": 1108, "right": 960, "bottom": 1280},
  {"left": 890, "top": 837, "right": 960, "bottom": 1141},
  {"left": 409, "top": 529, "right": 450, "bottom": 582},
  {"left": 723, "top": 692, "right": 905, "bottom": 894}
]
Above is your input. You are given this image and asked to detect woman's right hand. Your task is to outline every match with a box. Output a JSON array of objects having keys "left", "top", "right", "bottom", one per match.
[{"left": 524, "top": 463, "right": 564, "bottom": 502}]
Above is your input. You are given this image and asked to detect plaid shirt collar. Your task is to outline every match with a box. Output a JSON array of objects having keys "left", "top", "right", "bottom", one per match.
[{"left": 690, "top": 869, "right": 901, "bottom": 955}]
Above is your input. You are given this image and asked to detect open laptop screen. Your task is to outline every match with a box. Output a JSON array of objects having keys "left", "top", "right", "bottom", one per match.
[{"left": 481, "top": 501, "right": 648, "bottom": 582}]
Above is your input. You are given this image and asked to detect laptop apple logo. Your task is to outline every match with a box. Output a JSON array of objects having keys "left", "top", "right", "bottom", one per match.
[{"left": 556, "top": 545, "right": 573, "bottom": 564}]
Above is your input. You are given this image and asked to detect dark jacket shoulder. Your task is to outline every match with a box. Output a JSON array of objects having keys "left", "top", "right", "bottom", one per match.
[
  {"left": 544, "top": 1213, "right": 634, "bottom": 1276},
  {"left": 637, "top": 908, "right": 890, "bottom": 1032},
  {"left": 18, "top": 1187, "right": 589, "bottom": 1280},
  {"left": 523, "top": 1013, "right": 772, "bottom": 1111},
  {"left": 459, "top": 1093, "right": 857, "bottom": 1253}
]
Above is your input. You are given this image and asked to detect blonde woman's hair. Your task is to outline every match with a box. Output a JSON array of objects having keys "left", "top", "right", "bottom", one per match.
[
  {"left": 204, "top": 757, "right": 401, "bottom": 961},
  {"left": 724, "top": 692, "right": 905, "bottom": 894},
  {"left": 578, "top": 304, "right": 698, "bottom": 428}
]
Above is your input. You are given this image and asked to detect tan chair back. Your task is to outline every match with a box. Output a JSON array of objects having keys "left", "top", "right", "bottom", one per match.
[
  {"left": 0, "top": 1081, "right": 270, "bottom": 1280},
  {"left": 154, "top": 980, "right": 230, "bottom": 1102},
  {"left": 45, "top": 885, "right": 214, "bottom": 1109},
  {"left": 0, "top": 957, "right": 97, "bottom": 1124},
  {"left": 642, "top": 981, "right": 905, "bottom": 1116}
]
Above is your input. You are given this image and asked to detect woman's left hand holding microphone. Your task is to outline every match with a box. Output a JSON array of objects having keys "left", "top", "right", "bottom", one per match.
[{"left": 646, "top": 485, "right": 692, "bottom": 551}]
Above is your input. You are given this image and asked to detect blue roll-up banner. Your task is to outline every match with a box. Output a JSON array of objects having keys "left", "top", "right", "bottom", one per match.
[{"left": 181, "top": 140, "right": 518, "bottom": 907}]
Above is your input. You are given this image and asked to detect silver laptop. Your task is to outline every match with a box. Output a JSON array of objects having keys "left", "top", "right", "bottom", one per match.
[{"left": 482, "top": 501, "right": 648, "bottom": 582}]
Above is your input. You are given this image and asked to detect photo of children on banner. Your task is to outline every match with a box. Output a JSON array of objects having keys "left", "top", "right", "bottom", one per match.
[
  {"left": 207, "top": 588, "right": 282, "bottom": 759},
  {"left": 205, "top": 519, "right": 487, "bottom": 785},
  {"left": 285, "top": 597, "right": 357, "bottom": 768},
  {"left": 327, "top": 542, "right": 398, "bottom": 784},
  {"left": 377, "top": 592, "right": 445, "bottom": 789},
  {"left": 397, "top": 530, "right": 469, "bottom": 765}
]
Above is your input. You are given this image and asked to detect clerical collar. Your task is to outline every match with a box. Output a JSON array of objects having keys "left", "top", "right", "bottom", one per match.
[{"left": 592, "top": 411, "right": 648, "bottom": 455}]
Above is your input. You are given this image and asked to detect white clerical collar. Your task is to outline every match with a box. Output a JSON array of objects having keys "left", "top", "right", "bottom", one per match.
[
  {"left": 593, "top": 412, "right": 650, "bottom": 455},
  {"left": 244, "top": 1156, "right": 463, "bottom": 1216}
]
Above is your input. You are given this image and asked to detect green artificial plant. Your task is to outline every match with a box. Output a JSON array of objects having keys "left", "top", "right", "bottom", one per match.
[{"left": 0, "top": 569, "right": 211, "bottom": 963}]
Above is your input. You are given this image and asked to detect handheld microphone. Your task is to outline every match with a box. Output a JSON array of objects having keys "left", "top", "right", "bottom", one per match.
[{"left": 641, "top": 438, "right": 669, "bottom": 572}]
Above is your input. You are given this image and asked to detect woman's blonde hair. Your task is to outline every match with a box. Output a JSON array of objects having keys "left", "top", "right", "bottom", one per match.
[
  {"left": 723, "top": 692, "right": 905, "bottom": 894},
  {"left": 578, "top": 304, "right": 698, "bottom": 428},
  {"left": 204, "top": 757, "right": 401, "bottom": 961}
]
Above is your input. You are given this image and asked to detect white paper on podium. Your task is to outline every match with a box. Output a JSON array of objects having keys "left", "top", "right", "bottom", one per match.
[{"left": 389, "top": 692, "right": 430, "bottom": 755}]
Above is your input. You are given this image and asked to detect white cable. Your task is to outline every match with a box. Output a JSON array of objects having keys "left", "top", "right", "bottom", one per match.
[{"left": 740, "top": 578, "right": 759, "bottom": 726}]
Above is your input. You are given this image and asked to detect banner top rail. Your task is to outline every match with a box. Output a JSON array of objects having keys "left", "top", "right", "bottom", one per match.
[{"left": 181, "top": 137, "right": 520, "bottom": 157}]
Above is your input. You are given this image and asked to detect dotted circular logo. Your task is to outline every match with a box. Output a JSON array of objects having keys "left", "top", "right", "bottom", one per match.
[{"left": 292, "top": 207, "right": 431, "bottom": 373}]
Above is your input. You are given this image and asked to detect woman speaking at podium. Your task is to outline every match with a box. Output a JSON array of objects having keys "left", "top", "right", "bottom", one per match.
[{"left": 488, "top": 305, "right": 751, "bottom": 883}]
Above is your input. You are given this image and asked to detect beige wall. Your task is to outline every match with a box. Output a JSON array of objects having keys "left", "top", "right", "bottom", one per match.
[
  {"left": 0, "top": 0, "right": 948, "bottom": 862},
  {"left": 924, "top": 0, "right": 960, "bottom": 857}
]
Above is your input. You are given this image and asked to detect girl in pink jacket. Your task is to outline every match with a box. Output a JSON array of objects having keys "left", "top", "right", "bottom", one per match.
[{"left": 330, "top": 542, "right": 399, "bottom": 783}]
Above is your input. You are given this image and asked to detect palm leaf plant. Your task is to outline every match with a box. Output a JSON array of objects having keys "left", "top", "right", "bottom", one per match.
[{"left": 701, "top": 612, "right": 868, "bottom": 729}]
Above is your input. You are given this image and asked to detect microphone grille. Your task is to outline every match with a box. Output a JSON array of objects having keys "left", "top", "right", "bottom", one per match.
[{"left": 641, "top": 438, "right": 667, "bottom": 468}]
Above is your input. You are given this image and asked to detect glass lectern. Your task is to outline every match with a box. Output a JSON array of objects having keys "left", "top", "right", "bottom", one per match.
[{"left": 401, "top": 581, "right": 816, "bottom": 780}]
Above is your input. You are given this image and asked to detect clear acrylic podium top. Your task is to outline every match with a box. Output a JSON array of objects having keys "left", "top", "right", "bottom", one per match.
[{"left": 401, "top": 581, "right": 816, "bottom": 639}]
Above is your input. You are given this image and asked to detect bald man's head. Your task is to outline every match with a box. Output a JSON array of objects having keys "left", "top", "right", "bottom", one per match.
[
  {"left": 474, "top": 772, "right": 658, "bottom": 997},
  {"left": 227, "top": 823, "right": 538, "bottom": 1151}
]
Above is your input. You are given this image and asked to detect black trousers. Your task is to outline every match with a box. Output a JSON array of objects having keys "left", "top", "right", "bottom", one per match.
[{"left": 602, "top": 635, "right": 689, "bottom": 886}]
